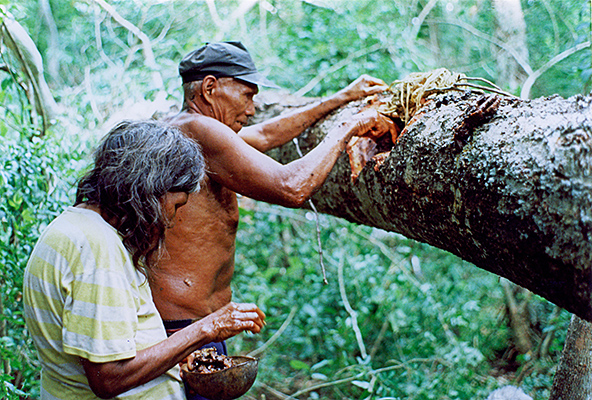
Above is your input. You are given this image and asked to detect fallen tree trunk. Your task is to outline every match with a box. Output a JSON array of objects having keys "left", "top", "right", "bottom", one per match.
[{"left": 257, "top": 90, "right": 592, "bottom": 322}]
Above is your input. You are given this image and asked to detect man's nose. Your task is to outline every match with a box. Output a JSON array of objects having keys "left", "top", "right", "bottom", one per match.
[{"left": 246, "top": 101, "right": 256, "bottom": 116}]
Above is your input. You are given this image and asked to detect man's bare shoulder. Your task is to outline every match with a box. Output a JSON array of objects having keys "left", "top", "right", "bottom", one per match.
[
  {"left": 165, "top": 110, "right": 232, "bottom": 141},
  {"left": 164, "top": 110, "right": 258, "bottom": 171},
  {"left": 165, "top": 109, "right": 206, "bottom": 126}
]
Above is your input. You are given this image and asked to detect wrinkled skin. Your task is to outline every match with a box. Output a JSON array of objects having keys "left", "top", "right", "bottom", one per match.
[
  {"left": 76, "top": 200, "right": 265, "bottom": 399},
  {"left": 152, "top": 74, "right": 395, "bottom": 324}
]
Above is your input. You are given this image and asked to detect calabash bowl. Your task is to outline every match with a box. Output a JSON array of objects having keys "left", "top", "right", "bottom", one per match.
[{"left": 181, "top": 356, "right": 258, "bottom": 400}]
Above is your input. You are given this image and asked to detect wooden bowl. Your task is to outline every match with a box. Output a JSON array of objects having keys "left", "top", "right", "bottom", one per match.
[{"left": 181, "top": 356, "right": 258, "bottom": 400}]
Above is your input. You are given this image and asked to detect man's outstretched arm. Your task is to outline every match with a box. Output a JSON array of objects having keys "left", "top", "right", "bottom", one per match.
[
  {"left": 185, "top": 108, "right": 395, "bottom": 208},
  {"left": 239, "top": 74, "right": 389, "bottom": 152}
]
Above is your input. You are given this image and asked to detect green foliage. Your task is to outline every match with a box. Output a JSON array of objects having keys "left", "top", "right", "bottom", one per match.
[
  {"left": 0, "top": 128, "right": 88, "bottom": 397},
  {"left": 1, "top": 0, "right": 588, "bottom": 398},
  {"left": 231, "top": 203, "right": 571, "bottom": 399},
  {"left": 522, "top": 0, "right": 592, "bottom": 97},
  {"left": 0, "top": 8, "right": 90, "bottom": 394}
]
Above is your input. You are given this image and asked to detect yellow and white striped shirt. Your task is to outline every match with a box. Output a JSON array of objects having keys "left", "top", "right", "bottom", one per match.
[{"left": 23, "top": 206, "right": 184, "bottom": 400}]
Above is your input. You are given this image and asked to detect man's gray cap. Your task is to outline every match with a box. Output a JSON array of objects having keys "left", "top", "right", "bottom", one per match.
[{"left": 179, "top": 41, "right": 279, "bottom": 89}]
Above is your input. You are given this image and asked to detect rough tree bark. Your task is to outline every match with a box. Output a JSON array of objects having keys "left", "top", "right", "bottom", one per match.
[
  {"left": 256, "top": 90, "right": 592, "bottom": 321},
  {"left": 255, "top": 89, "right": 592, "bottom": 397},
  {"left": 549, "top": 315, "right": 592, "bottom": 400}
]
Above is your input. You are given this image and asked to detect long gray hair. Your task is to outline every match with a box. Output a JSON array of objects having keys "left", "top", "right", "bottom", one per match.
[{"left": 75, "top": 120, "right": 205, "bottom": 274}]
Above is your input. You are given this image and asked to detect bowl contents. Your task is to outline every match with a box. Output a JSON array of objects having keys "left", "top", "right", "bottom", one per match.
[
  {"left": 181, "top": 350, "right": 259, "bottom": 400},
  {"left": 191, "top": 348, "right": 233, "bottom": 373}
]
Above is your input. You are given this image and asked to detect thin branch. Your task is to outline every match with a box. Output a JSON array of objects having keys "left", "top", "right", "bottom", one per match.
[
  {"left": 295, "top": 43, "right": 383, "bottom": 97},
  {"left": 423, "top": 81, "right": 519, "bottom": 98},
  {"left": 333, "top": 254, "right": 367, "bottom": 359},
  {"left": 369, "top": 318, "right": 390, "bottom": 360},
  {"left": 429, "top": 18, "right": 533, "bottom": 76},
  {"left": 540, "top": 0, "right": 560, "bottom": 54},
  {"left": 351, "top": 228, "right": 420, "bottom": 287},
  {"left": 257, "top": 382, "right": 294, "bottom": 399},
  {"left": 248, "top": 305, "right": 298, "bottom": 358},
  {"left": 521, "top": 41, "right": 591, "bottom": 99},
  {"left": 39, "top": 0, "right": 61, "bottom": 82},
  {"left": 289, "top": 358, "right": 446, "bottom": 398},
  {"left": 94, "top": 10, "right": 116, "bottom": 69},
  {"left": 290, "top": 374, "right": 361, "bottom": 398},
  {"left": 0, "top": 15, "right": 54, "bottom": 133},
  {"left": 154, "top": 16, "right": 173, "bottom": 44},
  {"left": 212, "top": 0, "right": 259, "bottom": 42},
  {"left": 464, "top": 76, "right": 512, "bottom": 93},
  {"left": 293, "top": 138, "right": 328, "bottom": 284},
  {"left": 410, "top": 0, "right": 438, "bottom": 39},
  {"left": 84, "top": 66, "right": 104, "bottom": 124},
  {"left": 351, "top": 229, "right": 459, "bottom": 345},
  {"left": 205, "top": 0, "right": 224, "bottom": 28},
  {"left": 91, "top": 0, "right": 163, "bottom": 87}
]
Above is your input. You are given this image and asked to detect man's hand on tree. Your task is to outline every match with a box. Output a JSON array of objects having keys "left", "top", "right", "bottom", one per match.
[
  {"left": 349, "top": 109, "right": 398, "bottom": 140},
  {"left": 338, "top": 74, "right": 390, "bottom": 102}
]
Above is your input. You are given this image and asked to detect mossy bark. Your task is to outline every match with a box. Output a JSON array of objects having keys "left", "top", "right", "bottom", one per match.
[
  {"left": 256, "top": 90, "right": 592, "bottom": 322},
  {"left": 550, "top": 315, "right": 592, "bottom": 400}
]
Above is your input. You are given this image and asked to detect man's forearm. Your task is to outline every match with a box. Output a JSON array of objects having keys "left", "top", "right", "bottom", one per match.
[
  {"left": 240, "top": 74, "right": 389, "bottom": 152},
  {"left": 240, "top": 91, "right": 350, "bottom": 152},
  {"left": 266, "top": 110, "right": 386, "bottom": 208}
]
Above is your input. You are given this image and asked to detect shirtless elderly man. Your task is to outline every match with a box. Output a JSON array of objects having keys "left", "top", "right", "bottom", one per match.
[{"left": 152, "top": 41, "right": 394, "bottom": 345}]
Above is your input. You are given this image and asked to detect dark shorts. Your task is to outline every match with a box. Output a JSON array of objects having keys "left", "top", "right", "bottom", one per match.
[{"left": 164, "top": 319, "right": 228, "bottom": 400}]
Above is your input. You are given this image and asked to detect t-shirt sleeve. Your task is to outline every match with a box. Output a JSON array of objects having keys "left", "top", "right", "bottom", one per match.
[{"left": 62, "top": 235, "right": 140, "bottom": 363}]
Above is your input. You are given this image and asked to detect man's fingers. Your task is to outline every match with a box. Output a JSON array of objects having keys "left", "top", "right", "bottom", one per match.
[
  {"left": 343, "top": 75, "right": 390, "bottom": 100},
  {"left": 231, "top": 303, "right": 266, "bottom": 323},
  {"left": 186, "top": 353, "right": 196, "bottom": 370},
  {"left": 367, "top": 78, "right": 388, "bottom": 89}
]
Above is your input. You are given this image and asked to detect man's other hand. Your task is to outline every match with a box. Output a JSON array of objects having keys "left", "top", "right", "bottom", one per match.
[
  {"left": 349, "top": 109, "right": 397, "bottom": 140},
  {"left": 339, "top": 74, "right": 389, "bottom": 102}
]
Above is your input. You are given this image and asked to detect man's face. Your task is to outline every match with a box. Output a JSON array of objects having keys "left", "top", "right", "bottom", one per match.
[{"left": 212, "top": 77, "right": 258, "bottom": 132}]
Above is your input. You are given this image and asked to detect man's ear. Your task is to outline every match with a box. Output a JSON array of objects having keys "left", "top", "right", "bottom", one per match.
[{"left": 201, "top": 75, "right": 218, "bottom": 103}]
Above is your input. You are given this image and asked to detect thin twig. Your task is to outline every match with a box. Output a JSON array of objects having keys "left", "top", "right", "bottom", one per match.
[
  {"left": 351, "top": 228, "right": 420, "bottom": 287},
  {"left": 91, "top": 0, "right": 163, "bottom": 88},
  {"left": 333, "top": 254, "right": 367, "bottom": 359},
  {"left": 521, "top": 41, "right": 591, "bottom": 99},
  {"left": 84, "top": 66, "right": 104, "bottom": 124},
  {"left": 423, "top": 81, "right": 518, "bottom": 98},
  {"left": 292, "top": 138, "right": 328, "bottom": 284},
  {"left": 428, "top": 18, "right": 533, "bottom": 76},
  {"left": 454, "top": 82, "right": 517, "bottom": 97},
  {"left": 410, "top": 0, "right": 438, "bottom": 39},
  {"left": 463, "top": 76, "right": 512, "bottom": 93},
  {"left": 289, "top": 358, "right": 445, "bottom": 398},
  {"left": 540, "top": 0, "right": 560, "bottom": 54},
  {"left": 294, "top": 43, "right": 383, "bottom": 97},
  {"left": 257, "top": 382, "right": 294, "bottom": 399},
  {"left": 369, "top": 318, "right": 390, "bottom": 360},
  {"left": 211, "top": 0, "right": 259, "bottom": 42},
  {"left": 539, "top": 306, "right": 561, "bottom": 359},
  {"left": 290, "top": 374, "right": 361, "bottom": 398},
  {"left": 0, "top": 16, "right": 50, "bottom": 133},
  {"left": 94, "top": 10, "right": 116, "bottom": 69},
  {"left": 248, "top": 305, "right": 298, "bottom": 358}
]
